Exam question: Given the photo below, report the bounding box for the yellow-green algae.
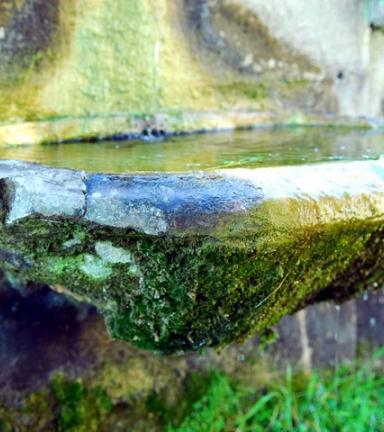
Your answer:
[0,0,218,123]
[0,0,342,145]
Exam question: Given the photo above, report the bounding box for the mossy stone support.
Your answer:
[0,159,383,353]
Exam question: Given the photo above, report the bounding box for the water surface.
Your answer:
[0,127,383,173]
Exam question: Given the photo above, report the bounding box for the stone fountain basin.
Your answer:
[0,159,383,353]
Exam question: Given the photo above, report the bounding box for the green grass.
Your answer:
[1,348,384,431]
[51,375,112,432]
[168,346,384,432]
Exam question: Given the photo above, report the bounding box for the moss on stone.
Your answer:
[1,202,383,354]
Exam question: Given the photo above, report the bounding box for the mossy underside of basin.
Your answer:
[1,208,383,354]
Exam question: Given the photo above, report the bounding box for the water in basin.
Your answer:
[0,126,383,173]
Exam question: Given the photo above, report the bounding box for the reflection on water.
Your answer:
[0,126,383,173]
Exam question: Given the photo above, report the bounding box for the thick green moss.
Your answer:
[1,210,383,354]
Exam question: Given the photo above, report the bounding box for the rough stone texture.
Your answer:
[230,0,370,116]
[0,0,61,65]
[0,160,86,223]
[0,0,383,144]
[0,159,383,353]
[84,172,262,235]
[85,160,384,236]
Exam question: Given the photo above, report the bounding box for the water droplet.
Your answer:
[370,317,376,327]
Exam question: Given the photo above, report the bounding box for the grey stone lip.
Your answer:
[0,160,86,224]
[0,158,384,235]
[83,172,263,235]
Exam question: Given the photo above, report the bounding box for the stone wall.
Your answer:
[0,0,383,143]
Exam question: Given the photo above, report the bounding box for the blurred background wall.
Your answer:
[0,0,383,143]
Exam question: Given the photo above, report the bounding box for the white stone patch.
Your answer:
[80,254,112,279]
[0,27,5,40]
[268,58,276,69]
[63,237,82,248]
[129,264,138,276]
[85,197,168,235]
[1,162,86,224]
[241,53,253,67]
[302,71,320,81]
[95,241,133,264]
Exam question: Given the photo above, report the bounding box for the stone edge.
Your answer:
[0,158,383,236]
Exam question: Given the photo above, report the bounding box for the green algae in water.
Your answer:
[0,126,383,173]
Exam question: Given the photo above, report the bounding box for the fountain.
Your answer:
[1,0,384,428]
[1,128,383,353]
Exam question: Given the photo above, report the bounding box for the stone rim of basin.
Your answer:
[0,158,383,353]
[1,158,383,235]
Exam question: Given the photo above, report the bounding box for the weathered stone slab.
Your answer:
[84,160,384,236]
[84,172,262,235]
[0,159,383,353]
[0,160,86,224]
